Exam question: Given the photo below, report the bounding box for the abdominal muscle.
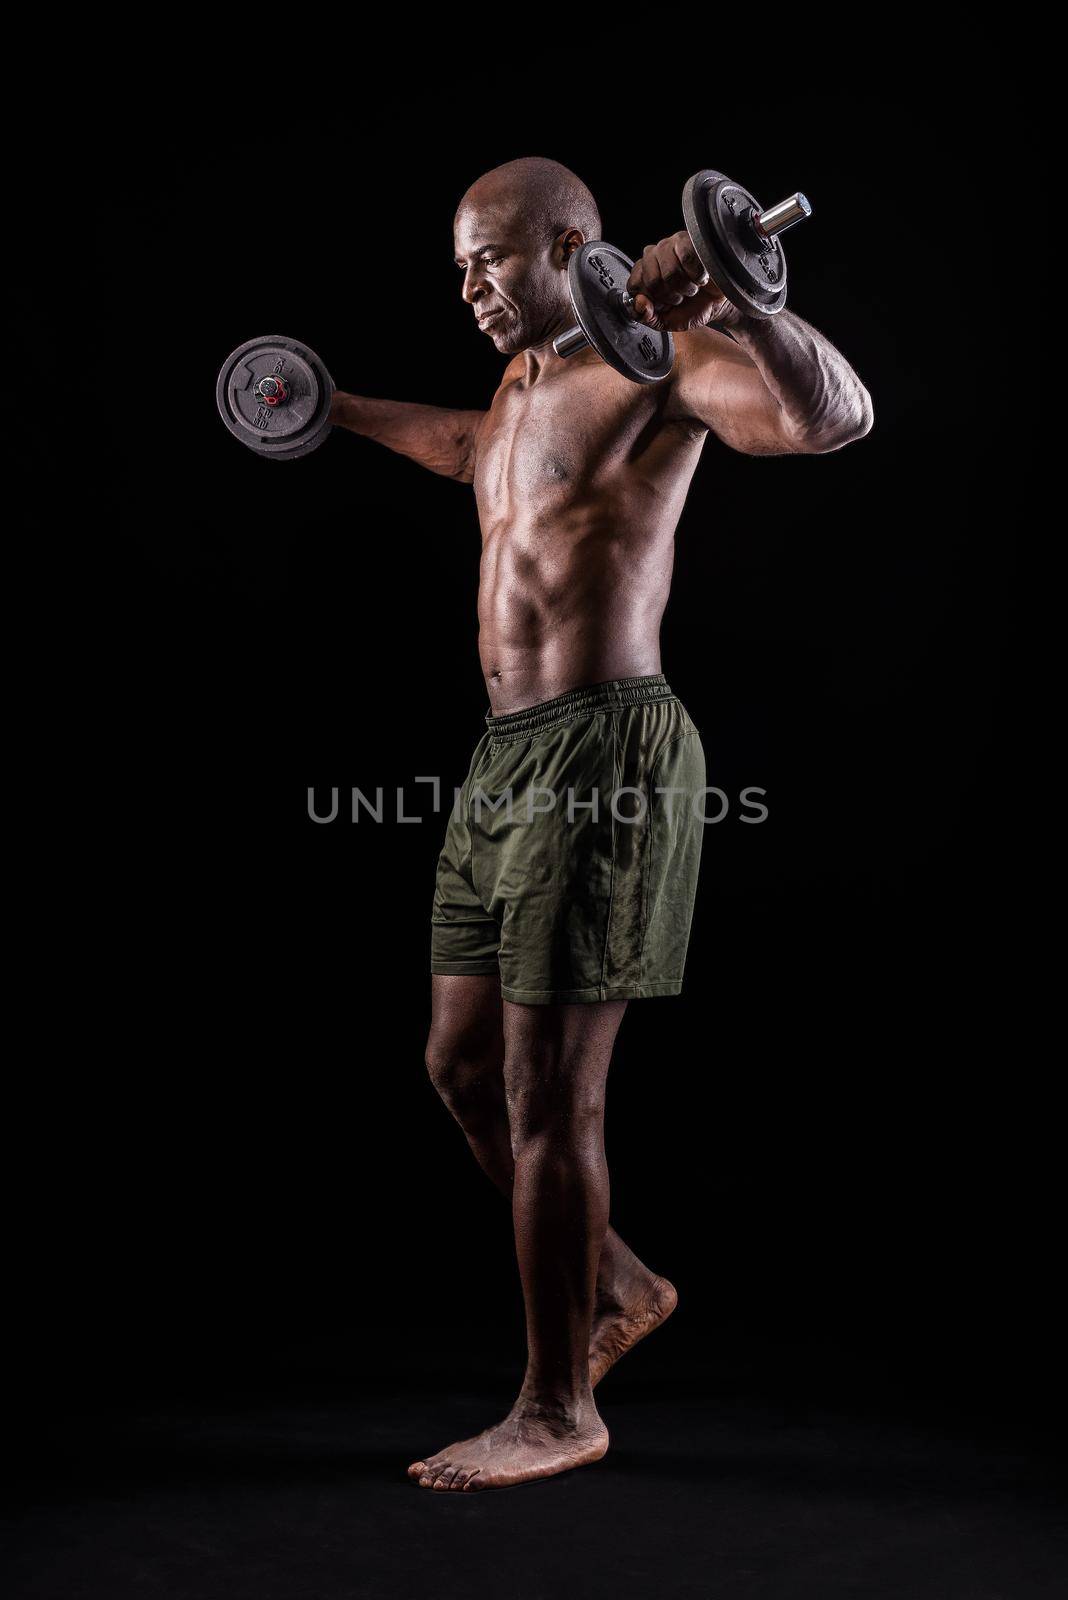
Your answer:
[471,353,708,714]
[477,506,676,715]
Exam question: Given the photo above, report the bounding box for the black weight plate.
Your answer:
[567,243,674,384]
[682,171,787,316]
[709,181,786,297]
[216,335,335,460]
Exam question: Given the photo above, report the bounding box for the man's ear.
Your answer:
[555,227,585,266]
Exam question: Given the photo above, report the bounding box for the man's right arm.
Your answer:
[329,394,485,484]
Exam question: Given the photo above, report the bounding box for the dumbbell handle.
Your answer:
[752,193,811,240]
[553,191,811,360]
[555,323,598,359]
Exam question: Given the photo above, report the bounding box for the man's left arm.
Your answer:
[628,231,874,455]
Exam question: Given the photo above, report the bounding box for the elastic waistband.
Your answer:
[485,674,674,742]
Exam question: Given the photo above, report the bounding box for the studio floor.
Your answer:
[5,1386,1064,1599]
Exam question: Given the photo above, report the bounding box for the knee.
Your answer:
[424,1030,498,1118]
[424,1034,466,1102]
[505,1064,606,1154]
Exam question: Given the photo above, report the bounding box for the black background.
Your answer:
[11,50,1052,1597]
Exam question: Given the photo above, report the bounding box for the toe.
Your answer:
[462,1468,483,1491]
[425,1460,451,1489]
[407,1460,427,1479]
[435,1465,461,1490]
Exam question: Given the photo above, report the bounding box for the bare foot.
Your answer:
[407,1396,609,1492]
[588,1272,678,1387]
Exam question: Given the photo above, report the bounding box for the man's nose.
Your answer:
[461,268,486,306]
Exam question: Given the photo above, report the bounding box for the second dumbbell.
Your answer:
[553,170,811,384]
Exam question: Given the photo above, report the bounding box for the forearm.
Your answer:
[723,309,873,452]
[330,393,484,482]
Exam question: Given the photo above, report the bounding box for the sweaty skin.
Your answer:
[330,159,872,1490]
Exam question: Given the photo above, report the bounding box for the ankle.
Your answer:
[595,1262,657,1312]
[516,1381,597,1425]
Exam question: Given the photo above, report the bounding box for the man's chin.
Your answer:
[485,318,525,354]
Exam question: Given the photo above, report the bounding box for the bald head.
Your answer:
[456,157,602,249]
[454,157,602,356]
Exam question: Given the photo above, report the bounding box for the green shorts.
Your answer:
[431,674,706,1004]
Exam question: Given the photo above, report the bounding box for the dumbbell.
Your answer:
[552,170,812,385]
[216,334,335,460]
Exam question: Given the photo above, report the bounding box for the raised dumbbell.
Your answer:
[216,335,335,460]
[552,170,812,384]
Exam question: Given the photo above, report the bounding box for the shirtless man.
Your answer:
[329,157,872,1491]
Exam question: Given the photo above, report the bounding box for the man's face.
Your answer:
[453,195,573,355]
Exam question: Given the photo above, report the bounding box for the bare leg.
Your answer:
[423,976,676,1386]
[505,998,623,1408]
[411,996,637,1490]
